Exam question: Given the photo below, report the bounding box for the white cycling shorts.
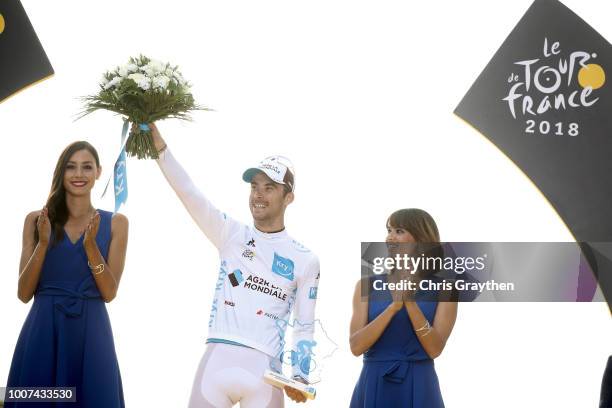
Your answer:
[188,343,284,408]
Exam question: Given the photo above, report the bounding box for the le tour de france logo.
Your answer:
[503,37,606,137]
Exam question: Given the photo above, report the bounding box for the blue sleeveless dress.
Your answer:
[6,210,124,408]
[350,278,444,408]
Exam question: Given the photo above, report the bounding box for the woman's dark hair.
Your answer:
[388,209,459,301]
[387,208,440,243]
[388,208,444,280]
[37,141,100,244]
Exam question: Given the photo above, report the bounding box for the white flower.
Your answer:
[127,73,151,91]
[104,76,123,90]
[153,75,170,90]
[127,72,145,82]
[117,65,129,77]
[142,59,165,77]
[165,67,174,77]
[142,66,154,77]
[118,63,138,77]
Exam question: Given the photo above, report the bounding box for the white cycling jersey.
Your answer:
[157,149,320,379]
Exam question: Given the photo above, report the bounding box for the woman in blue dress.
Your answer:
[349,209,457,408]
[6,141,129,407]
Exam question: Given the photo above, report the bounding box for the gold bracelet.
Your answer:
[415,321,431,332]
[88,261,105,275]
[416,321,433,337]
[419,327,433,337]
[158,143,168,154]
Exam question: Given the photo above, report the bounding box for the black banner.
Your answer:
[0,0,53,103]
[455,0,612,306]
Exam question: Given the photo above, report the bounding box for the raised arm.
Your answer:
[83,212,129,302]
[149,123,239,249]
[349,279,403,356]
[403,300,457,359]
[17,209,50,303]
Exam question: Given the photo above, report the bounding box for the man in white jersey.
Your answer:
[148,123,319,407]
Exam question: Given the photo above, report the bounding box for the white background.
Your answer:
[1,0,611,406]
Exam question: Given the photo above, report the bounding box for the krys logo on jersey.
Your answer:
[503,37,605,137]
[272,253,295,281]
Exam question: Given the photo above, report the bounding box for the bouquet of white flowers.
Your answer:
[80,55,204,159]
